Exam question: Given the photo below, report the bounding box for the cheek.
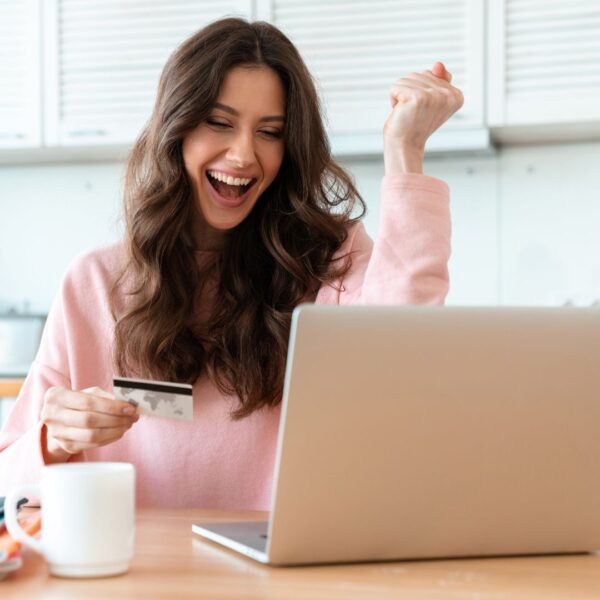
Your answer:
[182,129,214,173]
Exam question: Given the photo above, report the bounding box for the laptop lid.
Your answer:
[265,305,600,565]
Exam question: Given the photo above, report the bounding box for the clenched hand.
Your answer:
[383,61,464,174]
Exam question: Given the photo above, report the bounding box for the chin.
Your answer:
[203,203,256,231]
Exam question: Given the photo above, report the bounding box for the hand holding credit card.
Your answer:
[113,377,193,421]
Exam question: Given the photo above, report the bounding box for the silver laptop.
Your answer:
[192,305,600,565]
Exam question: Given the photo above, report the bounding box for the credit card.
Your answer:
[113,377,193,421]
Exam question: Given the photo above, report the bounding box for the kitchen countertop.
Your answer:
[0,379,24,397]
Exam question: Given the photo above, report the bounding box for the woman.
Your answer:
[0,18,463,508]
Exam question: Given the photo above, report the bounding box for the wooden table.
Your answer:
[4,509,600,599]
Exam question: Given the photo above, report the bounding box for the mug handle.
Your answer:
[4,485,43,554]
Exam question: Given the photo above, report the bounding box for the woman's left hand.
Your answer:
[383,62,464,174]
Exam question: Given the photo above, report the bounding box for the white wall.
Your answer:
[348,140,600,307]
[0,163,125,314]
[498,143,600,306]
[1,141,600,314]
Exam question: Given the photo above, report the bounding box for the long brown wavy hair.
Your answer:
[111,17,366,418]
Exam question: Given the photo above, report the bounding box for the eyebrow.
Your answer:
[213,102,286,123]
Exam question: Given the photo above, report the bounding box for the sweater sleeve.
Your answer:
[317,172,451,306]
[0,260,87,494]
[0,364,72,495]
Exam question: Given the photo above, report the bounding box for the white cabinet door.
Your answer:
[488,0,600,127]
[0,0,41,149]
[264,0,488,155]
[44,0,252,147]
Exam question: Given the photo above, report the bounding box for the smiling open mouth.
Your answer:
[206,172,256,199]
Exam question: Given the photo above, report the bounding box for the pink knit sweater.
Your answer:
[0,173,451,509]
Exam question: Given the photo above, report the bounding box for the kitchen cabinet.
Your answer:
[42,0,253,147]
[488,0,600,142]
[3,0,489,158]
[0,0,41,149]
[262,0,489,155]
[3,1,600,159]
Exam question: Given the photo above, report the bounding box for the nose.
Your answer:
[225,130,256,169]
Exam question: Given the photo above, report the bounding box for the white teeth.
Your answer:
[207,170,253,186]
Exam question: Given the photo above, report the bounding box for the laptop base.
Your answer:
[192,521,269,563]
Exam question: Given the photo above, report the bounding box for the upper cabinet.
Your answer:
[263,0,488,155]
[43,0,252,147]
[488,0,600,132]
[0,0,41,149]
[3,1,600,157]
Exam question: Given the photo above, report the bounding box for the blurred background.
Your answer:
[1,0,600,421]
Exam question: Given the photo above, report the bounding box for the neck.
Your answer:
[191,216,230,251]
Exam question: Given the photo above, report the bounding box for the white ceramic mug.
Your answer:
[5,462,135,578]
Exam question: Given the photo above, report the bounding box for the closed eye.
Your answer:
[206,119,282,139]
[206,119,230,129]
